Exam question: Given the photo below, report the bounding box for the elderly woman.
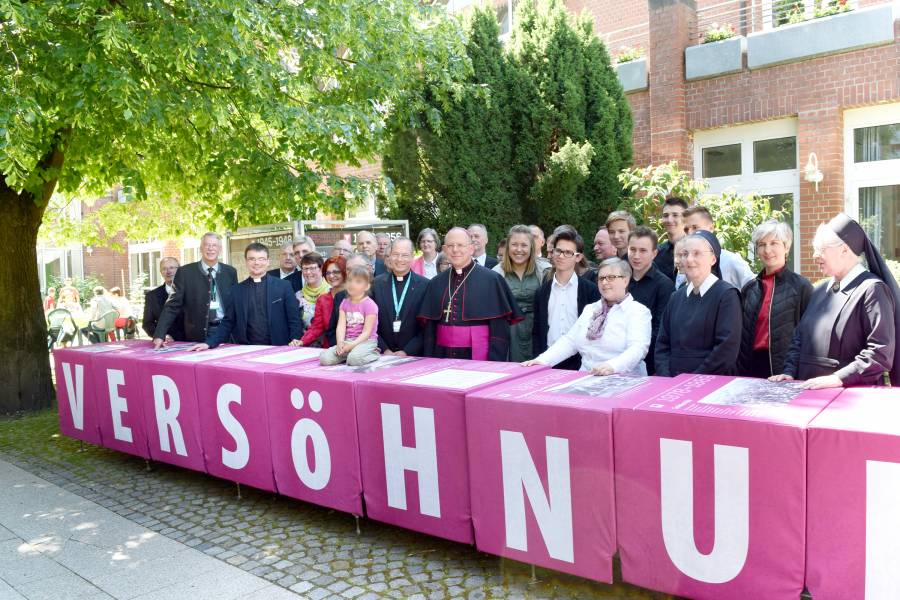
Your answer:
[436,251,451,274]
[771,214,899,389]
[297,252,330,329]
[655,231,742,376]
[738,220,813,378]
[494,225,549,362]
[411,228,440,280]
[298,256,345,348]
[523,258,651,375]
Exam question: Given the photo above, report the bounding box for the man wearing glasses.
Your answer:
[153,232,238,347]
[371,237,428,357]
[190,242,303,350]
[532,229,600,370]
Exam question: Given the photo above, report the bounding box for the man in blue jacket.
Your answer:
[189,243,303,350]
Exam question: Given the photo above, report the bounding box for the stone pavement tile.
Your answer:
[0,540,70,587]
[11,570,113,600]
[89,547,222,599]
[0,578,26,600]
[239,584,303,599]
[130,568,272,600]
[0,527,17,542]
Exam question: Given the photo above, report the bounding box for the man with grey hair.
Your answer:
[153,232,238,346]
[372,237,427,356]
[419,227,522,361]
[375,232,391,260]
[331,238,353,259]
[143,256,184,340]
[467,223,497,269]
[355,230,387,276]
[268,242,302,292]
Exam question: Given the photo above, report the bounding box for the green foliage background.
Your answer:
[381,0,633,251]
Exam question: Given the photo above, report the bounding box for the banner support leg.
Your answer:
[236,482,242,500]
[354,515,361,536]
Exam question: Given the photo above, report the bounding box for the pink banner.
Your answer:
[806,387,900,600]
[91,341,193,458]
[137,344,270,472]
[54,342,145,446]
[264,356,427,515]
[466,370,669,582]
[355,358,541,544]
[195,346,323,493]
[613,374,840,600]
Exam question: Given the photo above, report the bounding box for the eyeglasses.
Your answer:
[551,248,579,258]
[389,254,412,260]
[301,266,321,273]
[246,257,269,263]
[676,250,713,260]
[324,269,343,276]
[444,243,471,251]
[596,275,626,283]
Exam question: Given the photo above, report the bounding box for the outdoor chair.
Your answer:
[46,308,77,349]
[83,309,119,344]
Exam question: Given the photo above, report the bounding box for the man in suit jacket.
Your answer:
[371,238,427,356]
[468,223,498,269]
[191,243,303,349]
[532,230,601,370]
[153,232,238,347]
[267,242,303,292]
[142,256,185,341]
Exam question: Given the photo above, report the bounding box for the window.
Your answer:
[845,105,900,262]
[702,144,742,178]
[129,249,162,289]
[754,137,797,173]
[859,185,900,260]
[694,118,800,269]
[854,123,900,163]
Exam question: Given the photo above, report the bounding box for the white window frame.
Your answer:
[843,103,900,219]
[693,118,801,269]
[128,241,165,289]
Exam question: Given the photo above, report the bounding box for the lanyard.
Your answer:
[391,275,411,316]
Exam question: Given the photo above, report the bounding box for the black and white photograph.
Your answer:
[698,378,805,407]
[547,374,648,398]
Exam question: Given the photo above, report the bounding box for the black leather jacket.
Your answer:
[738,268,813,376]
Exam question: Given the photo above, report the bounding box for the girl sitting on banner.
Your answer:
[319,266,380,367]
[770,213,899,389]
[522,257,651,376]
[654,231,742,376]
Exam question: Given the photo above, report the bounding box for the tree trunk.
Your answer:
[0,145,64,413]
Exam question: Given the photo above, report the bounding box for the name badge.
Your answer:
[392,320,402,333]
[209,300,220,311]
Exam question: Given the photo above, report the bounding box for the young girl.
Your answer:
[319,266,380,366]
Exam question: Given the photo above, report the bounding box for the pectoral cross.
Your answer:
[443,301,453,323]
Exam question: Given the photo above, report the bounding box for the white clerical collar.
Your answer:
[836,263,866,292]
[553,271,577,289]
[686,273,718,298]
[251,276,264,283]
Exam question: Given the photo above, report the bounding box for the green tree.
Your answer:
[382,0,632,249]
[382,8,521,248]
[0,0,466,412]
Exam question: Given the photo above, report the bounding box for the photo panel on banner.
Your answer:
[466,369,671,583]
[137,344,270,473]
[354,358,547,544]
[806,387,900,600]
[613,374,842,600]
[194,345,324,493]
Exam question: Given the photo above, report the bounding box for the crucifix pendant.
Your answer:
[443,301,453,322]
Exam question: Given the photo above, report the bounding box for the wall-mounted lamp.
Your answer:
[803,152,824,192]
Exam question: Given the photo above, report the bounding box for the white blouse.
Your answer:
[535,294,652,375]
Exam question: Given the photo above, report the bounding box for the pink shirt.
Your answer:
[340,296,379,342]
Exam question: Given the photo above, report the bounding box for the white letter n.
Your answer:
[500,431,573,563]
[660,438,749,584]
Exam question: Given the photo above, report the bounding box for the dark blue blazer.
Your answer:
[267,268,303,293]
[206,275,303,348]
[371,271,428,355]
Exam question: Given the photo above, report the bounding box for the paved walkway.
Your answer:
[0,459,298,600]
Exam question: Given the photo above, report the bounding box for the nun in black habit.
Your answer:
[654,230,742,377]
[771,213,899,389]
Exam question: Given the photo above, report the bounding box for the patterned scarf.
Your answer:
[586,295,628,341]
[302,280,330,305]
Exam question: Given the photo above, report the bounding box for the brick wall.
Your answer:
[81,193,131,290]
